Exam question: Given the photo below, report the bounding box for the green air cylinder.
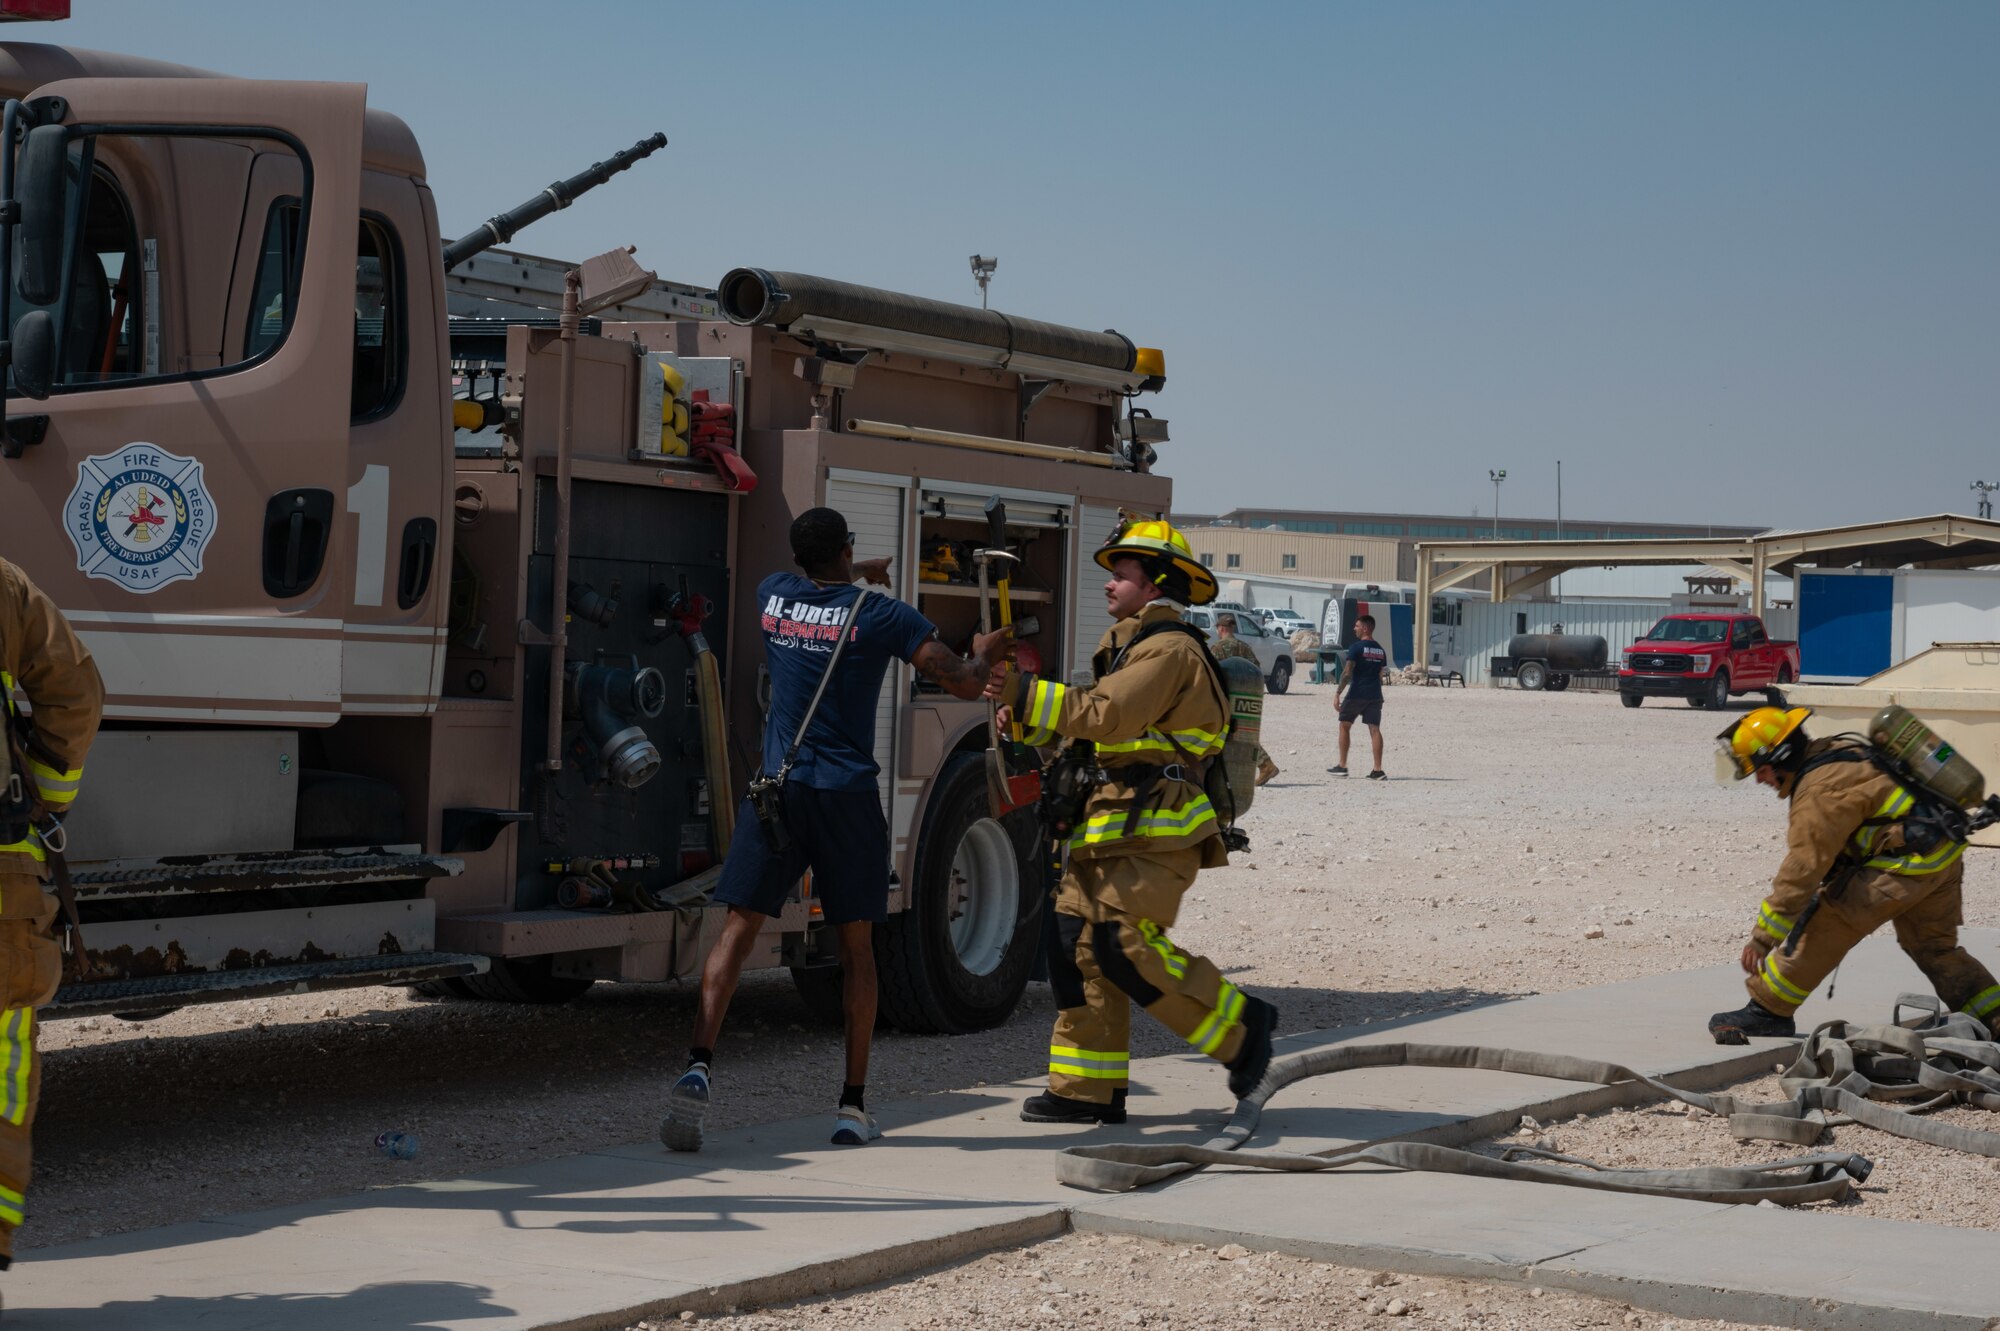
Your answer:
[1870,704,1985,809]
[1215,655,1264,818]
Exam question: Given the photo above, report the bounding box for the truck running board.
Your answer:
[49,951,491,1018]
[70,850,464,900]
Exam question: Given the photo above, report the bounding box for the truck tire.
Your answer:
[459,956,596,1005]
[409,977,482,1000]
[1777,664,1794,685]
[1620,692,1642,709]
[876,753,1039,1035]
[1267,658,1292,695]
[1706,670,1731,709]
[1517,660,1549,691]
[1546,673,1570,692]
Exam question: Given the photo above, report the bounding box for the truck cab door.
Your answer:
[1,79,362,725]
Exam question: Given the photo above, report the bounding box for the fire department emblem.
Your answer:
[64,444,218,593]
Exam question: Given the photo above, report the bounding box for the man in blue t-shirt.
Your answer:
[662,507,1011,1153]
[1330,613,1389,780]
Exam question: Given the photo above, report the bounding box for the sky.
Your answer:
[22,1,1997,530]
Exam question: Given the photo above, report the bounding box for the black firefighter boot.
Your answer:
[1021,1087,1128,1125]
[1708,999,1796,1045]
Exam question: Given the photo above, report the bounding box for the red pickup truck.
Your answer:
[1618,613,1799,709]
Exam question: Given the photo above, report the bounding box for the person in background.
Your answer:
[1210,614,1279,785]
[659,508,1011,1151]
[1330,613,1387,779]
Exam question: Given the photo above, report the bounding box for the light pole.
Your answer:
[969,255,997,309]
[1973,480,1997,520]
[1489,469,1506,539]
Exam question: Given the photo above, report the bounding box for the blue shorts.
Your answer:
[713,784,891,925]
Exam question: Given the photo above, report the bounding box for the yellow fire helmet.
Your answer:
[1715,706,1813,784]
[1095,515,1218,606]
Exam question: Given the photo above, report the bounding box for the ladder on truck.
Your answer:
[445,247,720,323]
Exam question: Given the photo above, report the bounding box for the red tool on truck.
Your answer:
[1617,613,1799,710]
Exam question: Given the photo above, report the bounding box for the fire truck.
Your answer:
[0,23,1176,1033]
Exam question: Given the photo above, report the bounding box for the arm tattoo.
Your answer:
[913,640,988,701]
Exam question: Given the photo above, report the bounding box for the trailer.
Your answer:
[0,35,1176,1033]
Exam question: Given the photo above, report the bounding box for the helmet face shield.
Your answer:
[1715,736,1752,785]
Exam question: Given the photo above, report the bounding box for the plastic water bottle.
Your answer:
[375,1131,419,1160]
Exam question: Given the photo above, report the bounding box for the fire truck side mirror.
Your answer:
[14,123,69,307]
[9,309,52,400]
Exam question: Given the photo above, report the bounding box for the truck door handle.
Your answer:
[396,517,438,610]
[262,489,334,598]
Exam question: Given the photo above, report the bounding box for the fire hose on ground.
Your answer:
[1055,995,2000,1205]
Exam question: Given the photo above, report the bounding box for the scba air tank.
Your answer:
[1215,655,1264,817]
[1870,704,1985,809]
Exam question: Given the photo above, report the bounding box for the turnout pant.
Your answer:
[1045,848,1249,1103]
[0,873,59,1264]
[1749,860,2000,1024]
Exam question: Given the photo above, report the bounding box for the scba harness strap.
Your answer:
[1100,619,1246,850]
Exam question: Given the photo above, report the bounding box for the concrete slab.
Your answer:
[10,933,1995,1330]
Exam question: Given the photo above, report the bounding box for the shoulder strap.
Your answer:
[776,587,872,778]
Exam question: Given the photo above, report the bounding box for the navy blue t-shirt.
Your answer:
[1344,638,1388,701]
[756,573,937,792]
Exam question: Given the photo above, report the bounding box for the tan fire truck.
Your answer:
[0,28,1177,1032]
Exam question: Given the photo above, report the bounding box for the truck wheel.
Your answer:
[877,753,1039,1035]
[1620,693,1642,709]
[1267,658,1292,695]
[459,956,596,1005]
[409,977,481,1000]
[1546,673,1570,692]
[1517,660,1549,691]
[1777,664,1794,685]
[1707,671,1731,709]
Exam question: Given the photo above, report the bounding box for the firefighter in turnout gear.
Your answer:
[0,557,103,1271]
[1709,706,2000,1043]
[994,519,1277,1123]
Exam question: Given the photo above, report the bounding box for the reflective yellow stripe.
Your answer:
[1068,796,1217,846]
[1099,727,1224,758]
[1189,983,1246,1055]
[1136,919,1188,980]
[1965,987,2000,1021]
[28,758,81,806]
[1,1007,31,1127]
[1756,901,1794,942]
[0,1178,21,1227]
[0,1198,20,1227]
[1049,1045,1130,1079]
[0,837,45,863]
[1850,786,1964,876]
[1029,679,1066,733]
[1760,955,1810,1006]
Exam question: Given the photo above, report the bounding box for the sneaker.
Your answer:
[659,1065,710,1152]
[1225,997,1279,1100]
[1327,765,1348,776]
[1365,770,1386,780]
[1020,1088,1128,1125]
[830,1105,882,1145]
[1707,1001,1796,1046]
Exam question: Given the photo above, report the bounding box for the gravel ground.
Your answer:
[613,1231,1789,1331]
[1470,1067,2000,1230]
[28,682,2000,1281]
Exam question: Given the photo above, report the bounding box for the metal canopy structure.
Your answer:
[1413,513,2000,670]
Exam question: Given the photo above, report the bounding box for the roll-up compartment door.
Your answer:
[826,475,908,817]
[1072,504,1123,683]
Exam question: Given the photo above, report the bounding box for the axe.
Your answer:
[975,497,1040,816]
